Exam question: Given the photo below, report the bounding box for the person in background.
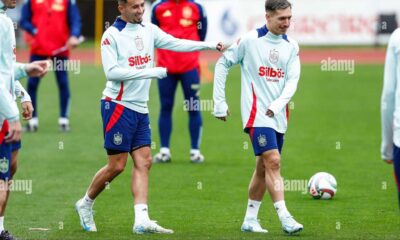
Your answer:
[20,0,81,132]
[151,0,207,163]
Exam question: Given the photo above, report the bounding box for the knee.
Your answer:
[262,152,281,171]
[108,160,126,175]
[135,155,152,171]
[161,100,173,113]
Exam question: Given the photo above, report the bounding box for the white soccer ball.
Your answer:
[307,172,337,200]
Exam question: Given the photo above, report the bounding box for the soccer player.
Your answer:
[20,0,82,132]
[213,0,303,235]
[75,0,223,234]
[381,27,400,208]
[151,0,208,163]
[1,1,49,239]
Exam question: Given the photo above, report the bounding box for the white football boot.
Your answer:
[153,148,172,163]
[190,152,204,163]
[241,218,268,233]
[280,214,303,235]
[133,220,174,234]
[75,199,97,232]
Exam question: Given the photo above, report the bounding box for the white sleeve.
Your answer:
[152,24,217,52]
[14,62,28,80]
[101,31,166,82]
[381,34,399,160]
[0,19,19,121]
[213,39,245,117]
[268,45,301,115]
[14,80,31,103]
[0,82,19,122]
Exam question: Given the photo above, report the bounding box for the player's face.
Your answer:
[119,0,145,24]
[266,7,292,35]
[2,0,17,9]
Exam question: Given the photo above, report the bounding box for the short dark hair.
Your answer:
[265,0,292,13]
[117,0,127,4]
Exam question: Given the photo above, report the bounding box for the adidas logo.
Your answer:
[102,38,111,46]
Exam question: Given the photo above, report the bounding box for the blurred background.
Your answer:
[8,0,400,46]
[8,0,400,80]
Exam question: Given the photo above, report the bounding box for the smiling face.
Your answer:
[1,0,17,9]
[266,7,292,35]
[118,0,145,24]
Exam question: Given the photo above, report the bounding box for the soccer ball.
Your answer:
[307,172,337,199]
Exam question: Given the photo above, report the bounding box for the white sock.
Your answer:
[29,117,39,126]
[81,193,94,208]
[134,204,150,224]
[274,200,289,219]
[58,117,69,125]
[190,149,200,155]
[244,199,262,220]
[0,216,4,232]
[160,147,170,155]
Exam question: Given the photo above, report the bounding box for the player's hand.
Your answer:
[266,109,274,118]
[216,110,230,122]
[216,42,225,52]
[5,120,22,143]
[21,101,34,120]
[25,60,50,78]
[383,159,393,164]
[67,36,81,49]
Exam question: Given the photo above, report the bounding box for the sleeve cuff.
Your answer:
[213,101,228,117]
[14,63,28,80]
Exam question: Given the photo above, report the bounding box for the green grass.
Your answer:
[7,63,400,239]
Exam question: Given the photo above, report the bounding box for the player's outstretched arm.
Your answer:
[14,60,50,80]
[213,41,244,121]
[152,24,224,52]
[267,46,300,117]
[101,34,167,82]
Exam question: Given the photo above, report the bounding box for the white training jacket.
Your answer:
[213,25,300,133]
[100,17,218,114]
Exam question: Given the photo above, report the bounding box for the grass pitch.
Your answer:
[7,63,400,239]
